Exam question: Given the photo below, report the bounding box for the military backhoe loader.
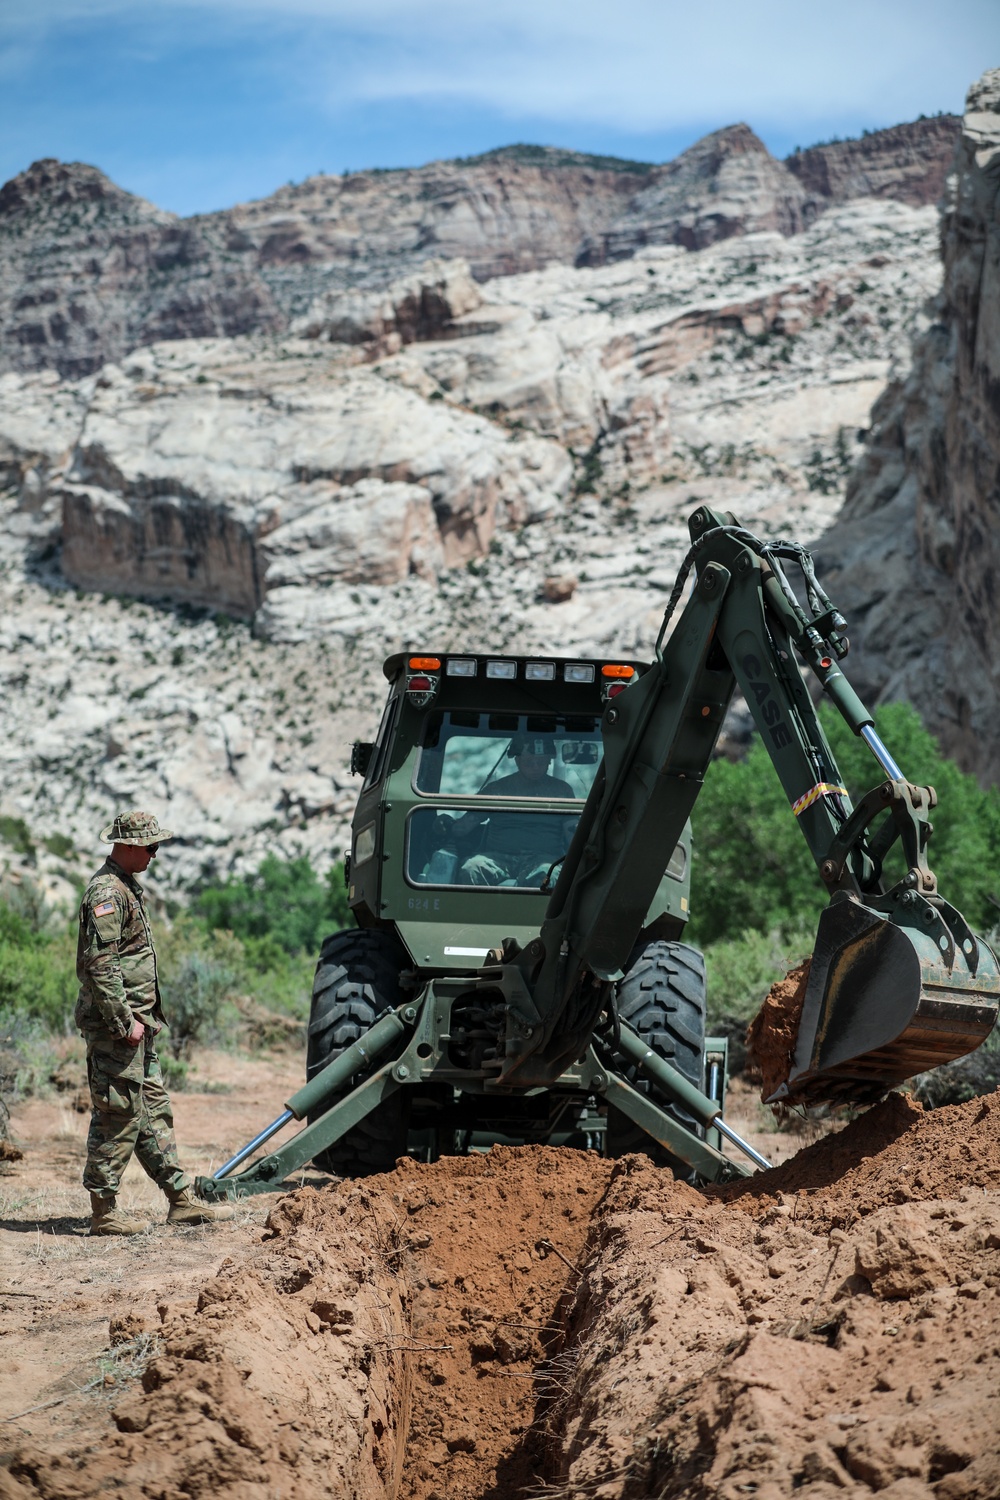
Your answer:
[198,506,999,1199]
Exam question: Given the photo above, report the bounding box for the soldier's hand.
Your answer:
[125,1018,145,1047]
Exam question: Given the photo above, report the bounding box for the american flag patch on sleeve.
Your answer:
[93,901,116,917]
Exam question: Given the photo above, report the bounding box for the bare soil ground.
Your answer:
[2,1048,999,1499]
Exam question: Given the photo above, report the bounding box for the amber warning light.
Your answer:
[601,664,634,678]
[408,656,441,671]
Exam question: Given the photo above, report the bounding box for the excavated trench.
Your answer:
[7,1102,1000,1499]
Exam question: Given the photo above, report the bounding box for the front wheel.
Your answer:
[605,939,707,1175]
[307,928,410,1177]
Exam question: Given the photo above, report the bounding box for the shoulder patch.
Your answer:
[93,900,116,917]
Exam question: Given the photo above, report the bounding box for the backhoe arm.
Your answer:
[498,506,998,1101]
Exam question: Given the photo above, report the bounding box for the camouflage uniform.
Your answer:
[76,812,190,1201]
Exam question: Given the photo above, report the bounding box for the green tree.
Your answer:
[823,702,1000,932]
[687,738,820,946]
[190,855,352,957]
[689,701,1000,946]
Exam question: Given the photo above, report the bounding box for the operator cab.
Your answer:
[347,651,692,970]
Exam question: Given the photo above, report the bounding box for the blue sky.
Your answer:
[1,1,996,217]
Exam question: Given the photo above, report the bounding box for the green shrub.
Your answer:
[43,833,75,859]
[190,855,352,956]
[0,816,34,860]
[159,1054,190,1091]
[689,701,1000,946]
[0,881,76,1032]
[0,1009,63,1098]
[158,931,243,1058]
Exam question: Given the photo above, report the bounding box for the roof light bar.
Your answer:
[486,660,517,679]
[564,663,595,684]
[525,661,556,681]
[446,658,477,677]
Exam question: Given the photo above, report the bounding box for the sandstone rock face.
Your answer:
[0,159,282,379]
[787,116,961,209]
[576,124,818,265]
[815,72,1000,780]
[291,258,486,348]
[0,122,958,381]
[41,333,568,612]
[0,199,937,623]
[0,195,941,879]
[217,146,645,296]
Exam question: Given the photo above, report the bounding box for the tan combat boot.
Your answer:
[165,1188,235,1226]
[89,1193,150,1236]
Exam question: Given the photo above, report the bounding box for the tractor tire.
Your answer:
[605,939,707,1175]
[307,928,410,1178]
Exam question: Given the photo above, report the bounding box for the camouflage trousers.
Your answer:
[83,1029,190,1199]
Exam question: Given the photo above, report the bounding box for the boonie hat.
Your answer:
[100,810,174,846]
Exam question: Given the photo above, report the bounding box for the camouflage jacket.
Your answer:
[74,859,164,1038]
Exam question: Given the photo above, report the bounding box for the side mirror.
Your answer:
[350,741,374,777]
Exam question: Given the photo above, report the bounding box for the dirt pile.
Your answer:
[4,1100,1000,1499]
[0,1146,613,1500]
[1,1178,411,1500]
[746,958,810,1101]
[718,1090,1000,1221]
[549,1092,1000,1498]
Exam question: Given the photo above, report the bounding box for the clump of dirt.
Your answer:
[1,1180,412,1499]
[746,957,810,1101]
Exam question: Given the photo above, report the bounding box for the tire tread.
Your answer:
[307,928,410,1177]
[606,939,707,1174]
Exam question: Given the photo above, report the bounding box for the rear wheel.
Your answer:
[605,939,707,1175]
[307,928,410,1177]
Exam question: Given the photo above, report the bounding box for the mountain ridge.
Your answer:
[0,114,959,380]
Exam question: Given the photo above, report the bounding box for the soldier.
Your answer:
[457,736,576,885]
[76,810,234,1236]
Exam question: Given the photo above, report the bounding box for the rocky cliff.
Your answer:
[576,124,818,264]
[0,96,987,884]
[787,115,961,208]
[0,119,957,380]
[816,73,1000,782]
[0,159,283,380]
[0,190,941,882]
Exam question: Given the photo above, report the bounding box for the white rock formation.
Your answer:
[0,196,942,889]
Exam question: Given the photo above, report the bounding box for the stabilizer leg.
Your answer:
[197,1064,403,1199]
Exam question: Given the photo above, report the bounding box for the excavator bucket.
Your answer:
[766,897,1000,1107]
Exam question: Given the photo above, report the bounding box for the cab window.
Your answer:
[413,712,602,799]
[406,806,580,890]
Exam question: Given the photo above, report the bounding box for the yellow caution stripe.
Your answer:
[792,782,847,818]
